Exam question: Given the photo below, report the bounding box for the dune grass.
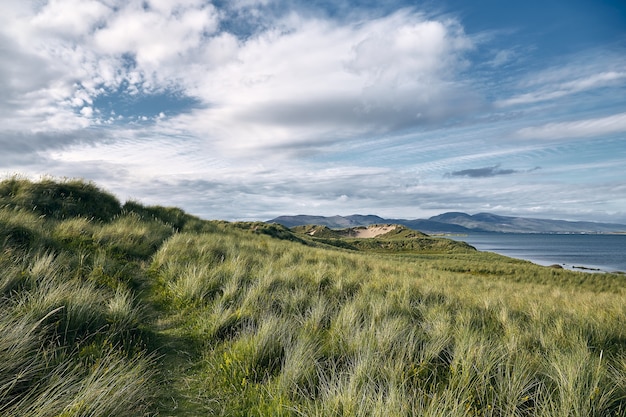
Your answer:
[151,228,626,416]
[0,178,171,416]
[1,177,625,416]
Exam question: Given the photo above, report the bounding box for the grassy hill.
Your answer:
[1,177,625,416]
[291,224,475,253]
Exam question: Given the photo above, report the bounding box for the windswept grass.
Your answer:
[0,176,122,221]
[0,177,183,416]
[2,177,625,416]
[152,228,626,417]
[0,248,157,417]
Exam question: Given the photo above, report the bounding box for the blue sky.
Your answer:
[1,0,625,222]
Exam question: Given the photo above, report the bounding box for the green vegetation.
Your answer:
[291,224,473,253]
[1,177,625,416]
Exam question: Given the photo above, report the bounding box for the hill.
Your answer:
[429,211,626,233]
[270,212,626,233]
[291,223,474,253]
[2,177,625,417]
[292,223,426,239]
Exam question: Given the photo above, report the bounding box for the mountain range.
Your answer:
[268,212,626,234]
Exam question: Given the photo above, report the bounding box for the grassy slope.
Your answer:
[290,224,474,253]
[1,177,626,416]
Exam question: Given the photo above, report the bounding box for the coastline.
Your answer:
[445,232,626,274]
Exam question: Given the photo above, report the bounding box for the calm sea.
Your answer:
[447,233,626,273]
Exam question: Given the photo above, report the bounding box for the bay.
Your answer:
[447,233,626,273]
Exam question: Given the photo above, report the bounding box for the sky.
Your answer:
[1,0,625,223]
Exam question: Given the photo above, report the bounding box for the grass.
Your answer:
[0,177,170,416]
[291,224,473,253]
[151,230,626,416]
[0,249,157,417]
[1,177,625,416]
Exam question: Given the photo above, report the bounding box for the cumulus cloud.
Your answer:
[2,1,623,224]
[30,0,111,37]
[0,0,221,165]
[0,2,479,159]
[163,10,479,154]
[92,1,218,69]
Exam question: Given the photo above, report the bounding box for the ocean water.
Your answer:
[447,233,626,273]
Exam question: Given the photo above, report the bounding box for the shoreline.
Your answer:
[491,253,623,275]
[471,250,622,274]
[444,232,626,274]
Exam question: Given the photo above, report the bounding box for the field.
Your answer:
[1,178,625,416]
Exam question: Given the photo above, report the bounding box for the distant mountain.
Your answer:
[269,214,387,229]
[268,212,626,234]
[428,212,626,233]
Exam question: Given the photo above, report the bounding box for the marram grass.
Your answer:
[1,178,625,416]
[152,230,626,417]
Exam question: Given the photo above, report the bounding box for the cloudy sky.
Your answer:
[1,0,625,222]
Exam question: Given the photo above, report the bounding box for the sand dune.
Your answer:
[349,225,397,238]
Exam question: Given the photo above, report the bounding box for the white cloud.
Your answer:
[202,32,240,67]
[2,2,623,224]
[487,48,518,67]
[499,71,626,107]
[516,112,626,140]
[497,51,626,107]
[92,0,219,69]
[79,106,94,118]
[163,10,477,154]
[230,0,274,9]
[0,0,221,136]
[0,2,476,153]
[31,0,111,37]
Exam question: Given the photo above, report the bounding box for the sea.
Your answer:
[446,233,626,273]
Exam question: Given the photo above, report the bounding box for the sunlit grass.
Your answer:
[150,228,626,416]
[0,178,171,416]
[2,177,625,416]
[0,249,157,417]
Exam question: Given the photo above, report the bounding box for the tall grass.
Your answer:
[0,249,157,416]
[0,178,175,416]
[151,228,626,416]
[0,176,122,221]
[2,178,625,416]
